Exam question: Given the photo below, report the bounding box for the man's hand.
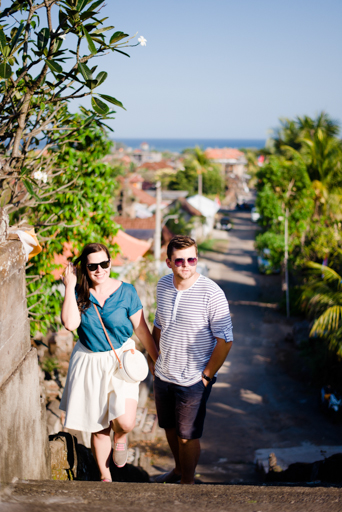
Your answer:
[147,353,156,376]
[202,376,209,387]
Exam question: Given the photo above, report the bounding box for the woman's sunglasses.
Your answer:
[86,260,111,272]
[174,257,198,267]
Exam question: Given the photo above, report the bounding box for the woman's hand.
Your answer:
[130,310,159,364]
[62,263,77,289]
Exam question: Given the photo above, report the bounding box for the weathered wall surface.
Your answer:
[0,241,50,482]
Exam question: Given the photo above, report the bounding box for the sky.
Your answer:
[4,0,342,139]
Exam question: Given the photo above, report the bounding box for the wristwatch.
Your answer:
[202,371,212,383]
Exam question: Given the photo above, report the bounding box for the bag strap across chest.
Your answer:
[93,303,123,369]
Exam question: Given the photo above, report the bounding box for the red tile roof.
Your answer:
[136,160,173,172]
[178,197,202,217]
[130,186,156,206]
[111,230,151,266]
[113,216,156,230]
[205,148,244,160]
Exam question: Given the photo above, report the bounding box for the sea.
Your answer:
[112,138,266,153]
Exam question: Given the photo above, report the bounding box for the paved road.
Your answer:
[1,480,342,512]
[187,210,341,484]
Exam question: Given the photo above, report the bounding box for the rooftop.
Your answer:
[205,148,244,161]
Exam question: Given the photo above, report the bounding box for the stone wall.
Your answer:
[0,241,50,482]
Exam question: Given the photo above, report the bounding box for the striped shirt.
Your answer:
[154,274,233,386]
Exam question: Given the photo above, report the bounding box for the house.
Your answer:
[205,148,247,179]
[163,197,205,241]
[115,175,157,218]
[187,195,220,238]
[113,215,173,249]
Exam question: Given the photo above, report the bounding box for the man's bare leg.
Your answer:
[178,438,201,484]
[165,427,182,478]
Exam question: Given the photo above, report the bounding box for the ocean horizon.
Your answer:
[112,138,266,153]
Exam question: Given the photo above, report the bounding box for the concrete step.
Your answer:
[1,480,341,512]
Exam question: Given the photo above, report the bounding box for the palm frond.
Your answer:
[310,305,342,337]
[306,261,342,288]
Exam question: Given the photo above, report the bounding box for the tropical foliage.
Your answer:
[168,147,224,197]
[0,0,134,217]
[257,112,342,360]
[0,1,138,335]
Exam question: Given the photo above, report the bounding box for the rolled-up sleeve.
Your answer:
[208,289,233,342]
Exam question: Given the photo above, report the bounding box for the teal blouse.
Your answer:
[77,282,143,352]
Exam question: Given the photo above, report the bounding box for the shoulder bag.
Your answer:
[93,304,149,384]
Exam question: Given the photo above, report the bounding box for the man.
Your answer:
[152,235,233,485]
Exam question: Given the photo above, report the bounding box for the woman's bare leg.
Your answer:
[91,426,112,481]
[112,398,137,443]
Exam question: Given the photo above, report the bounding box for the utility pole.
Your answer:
[198,172,203,196]
[283,179,294,319]
[284,207,290,319]
[154,180,161,271]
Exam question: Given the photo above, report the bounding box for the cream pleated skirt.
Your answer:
[60,338,139,433]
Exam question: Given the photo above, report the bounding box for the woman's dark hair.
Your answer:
[74,243,111,312]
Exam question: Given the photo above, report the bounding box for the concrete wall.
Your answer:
[0,241,50,482]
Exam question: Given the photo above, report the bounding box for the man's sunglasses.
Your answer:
[173,257,198,267]
[86,260,111,272]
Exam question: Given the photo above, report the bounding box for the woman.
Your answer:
[59,243,159,482]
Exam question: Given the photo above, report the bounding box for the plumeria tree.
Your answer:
[0,0,139,223]
[0,0,146,335]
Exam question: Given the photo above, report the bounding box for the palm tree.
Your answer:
[187,146,213,196]
[302,262,342,355]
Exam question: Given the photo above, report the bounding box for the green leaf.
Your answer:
[46,60,63,73]
[113,48,130,58]
[87,0,104,12]
[90,36,105,44]
[0,29,6,50]
[92,26,114,34]
[110,31,128,44]
[0,62,11,79]
[99,93,125,110]
[2,45,10,58]
[95,71,107,86]
[78,62,93,80]
[77,0,91,11]
[0,188,11,207]
[23,179,39,200]
[10,23,24,53]
[86,79,98,90]
[91,96,109,115]
[37,28,50,52]
[82,25,96,55]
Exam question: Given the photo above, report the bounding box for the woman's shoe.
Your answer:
[113,442,128,468]
[101,478,112,482]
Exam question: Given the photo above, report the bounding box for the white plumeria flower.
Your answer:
[51,29,66,40]
[34,169,48,183]
[34,169,43,180]
[138,36,147,46]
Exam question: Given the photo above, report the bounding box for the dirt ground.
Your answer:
[139,210,342,484]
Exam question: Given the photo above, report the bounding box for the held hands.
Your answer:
[62,263,77,289]
[147,354,156,377]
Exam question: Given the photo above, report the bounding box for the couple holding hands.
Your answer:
[60,235,233,484]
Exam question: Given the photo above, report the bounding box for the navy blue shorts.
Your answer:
[154,375,216,440]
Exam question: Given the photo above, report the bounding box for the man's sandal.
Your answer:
[154,470,181,483]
